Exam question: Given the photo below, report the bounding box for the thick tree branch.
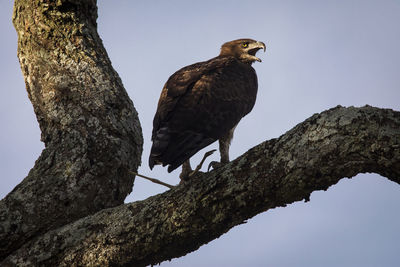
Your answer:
[0,0,142,259]
[3,106,399,266]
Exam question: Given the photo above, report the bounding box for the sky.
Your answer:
[1,1,400,266]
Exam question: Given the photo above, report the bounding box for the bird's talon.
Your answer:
[189,149,217,177]
[208,161,223,171]
[204,149,217,158]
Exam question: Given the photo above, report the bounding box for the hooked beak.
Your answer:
[248,41,266,62]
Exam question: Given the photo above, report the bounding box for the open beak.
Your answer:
[248,41,266,62]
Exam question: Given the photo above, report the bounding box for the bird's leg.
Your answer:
[208,126,236,171]
[189,149,217,177]
[207,139,229,170]
[219,135,231,164]
[179,160,192,182]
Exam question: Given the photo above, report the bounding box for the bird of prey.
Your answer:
[149,38,266,181]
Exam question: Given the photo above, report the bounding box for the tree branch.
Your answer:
[0,0,142,259]
[3,106,399,267]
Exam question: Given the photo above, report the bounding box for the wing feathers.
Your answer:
[149,56,257,172]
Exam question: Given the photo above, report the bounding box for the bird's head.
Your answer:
[220,38,266,64]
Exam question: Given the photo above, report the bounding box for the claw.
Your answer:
[208,160,223,172]
[189,149,217,177]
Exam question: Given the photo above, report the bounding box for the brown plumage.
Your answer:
[149,39,266,177]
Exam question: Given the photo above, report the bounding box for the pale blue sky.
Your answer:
[1,1,399,266]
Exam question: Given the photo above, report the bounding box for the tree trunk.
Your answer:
[0,0,143,260]
[1,1,399,267]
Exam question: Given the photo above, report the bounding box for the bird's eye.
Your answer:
[242,43,249,48]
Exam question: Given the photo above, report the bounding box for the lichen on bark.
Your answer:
[2,106,399,267]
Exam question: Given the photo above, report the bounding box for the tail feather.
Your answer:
[149,127,215,172]
[167,136,214,172]
[149,126,170,169]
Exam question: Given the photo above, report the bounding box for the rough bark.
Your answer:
[2,1,400,266]
[2,106,399,266]
[0,0,142,260]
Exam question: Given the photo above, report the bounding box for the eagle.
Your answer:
[149,38,266,181]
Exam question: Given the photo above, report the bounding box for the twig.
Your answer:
[130,171,175,189]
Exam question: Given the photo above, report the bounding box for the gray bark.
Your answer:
[0,0,142,260]
[2,106,400,267]
[1,1,399,267]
